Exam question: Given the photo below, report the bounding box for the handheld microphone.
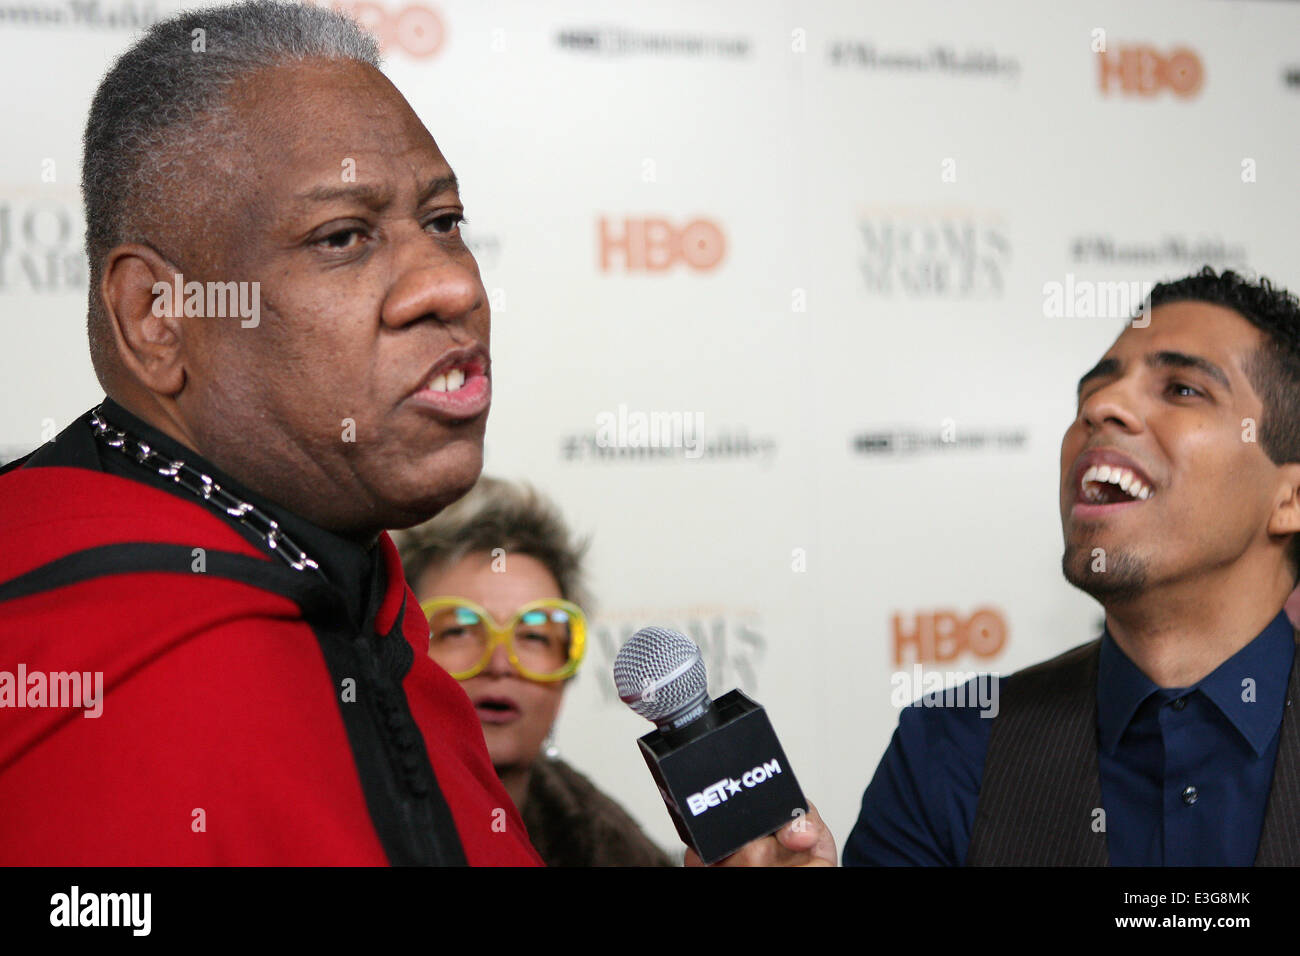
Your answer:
[613,626,807,864]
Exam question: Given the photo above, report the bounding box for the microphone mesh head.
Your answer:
[613,626,709,725]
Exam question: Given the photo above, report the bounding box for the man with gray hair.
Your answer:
[0,0,834,867]
[0,0,532,865]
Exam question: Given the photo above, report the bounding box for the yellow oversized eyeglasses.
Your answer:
[420,596,587,682]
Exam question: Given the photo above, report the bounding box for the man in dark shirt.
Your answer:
[847,268,1300,866]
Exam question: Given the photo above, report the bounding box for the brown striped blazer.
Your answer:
[966,634,1300,865]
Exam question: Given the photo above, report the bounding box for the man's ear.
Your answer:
[101,244,187,397]
[1267,463,1300,538]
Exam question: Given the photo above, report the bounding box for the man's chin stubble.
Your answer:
[1062,544,1149,604]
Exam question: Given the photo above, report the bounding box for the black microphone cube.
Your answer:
[636,689,808,864]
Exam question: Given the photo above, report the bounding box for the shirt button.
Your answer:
[1172,697,1187,711]
[1182,785,1199,805]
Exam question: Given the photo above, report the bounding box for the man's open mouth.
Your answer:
[408,346,491,419]
[419,353,486,394]
[1079,464,1153,505]
[425,366,472,393]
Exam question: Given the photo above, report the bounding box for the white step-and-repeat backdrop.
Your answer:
[3,0,1299,856]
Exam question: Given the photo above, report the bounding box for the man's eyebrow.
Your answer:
[1147,350,1232,391]
[293,182,393,209]
[292,174,460,210]
[1077,357,1119,395]
[417,174,460,204]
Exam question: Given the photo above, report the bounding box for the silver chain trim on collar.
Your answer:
[89,407,323,575]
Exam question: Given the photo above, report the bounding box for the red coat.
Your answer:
[0,463,542,866]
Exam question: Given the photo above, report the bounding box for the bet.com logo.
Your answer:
[892,606,1007,666]
[686,759,783,816]
[313,1,445,58]
[1097,45,1203,98]
[598,217,727,273]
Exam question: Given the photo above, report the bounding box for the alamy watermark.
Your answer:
[890,665,999,718]
[0,664,103,718]
[1042,273,1154,326]
[152,272,260,328]
[595,404,703,459]
[50,886,150,936]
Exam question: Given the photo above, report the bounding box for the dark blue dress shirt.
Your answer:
[843,610,1295,866]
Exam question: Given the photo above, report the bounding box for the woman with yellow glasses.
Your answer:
[394,477,672,867]
[420,596,586,685]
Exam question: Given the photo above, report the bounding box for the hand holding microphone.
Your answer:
[613,626,836,866]
[683,802,835,867]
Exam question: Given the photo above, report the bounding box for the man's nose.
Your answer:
[381,233,484,329]
[1079,379,1143,434]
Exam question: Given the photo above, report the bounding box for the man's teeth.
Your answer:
[427,368,468,393]
[1081,464,1152,501]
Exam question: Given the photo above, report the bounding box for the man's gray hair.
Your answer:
[81,0,381,379]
